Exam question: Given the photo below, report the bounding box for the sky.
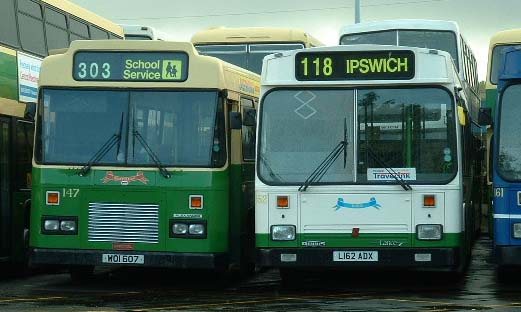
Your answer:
[69,0,520,81]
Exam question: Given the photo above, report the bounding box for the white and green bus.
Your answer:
[255,45,482,280]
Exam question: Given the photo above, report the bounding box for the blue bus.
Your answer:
[480,47,521,270]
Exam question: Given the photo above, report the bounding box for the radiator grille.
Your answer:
[88,203,159,243]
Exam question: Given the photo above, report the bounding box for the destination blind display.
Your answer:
[73,51,188,82]
[295,50,415,81]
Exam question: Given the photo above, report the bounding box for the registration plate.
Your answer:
[102,253,144,264]
[333,251,378,262]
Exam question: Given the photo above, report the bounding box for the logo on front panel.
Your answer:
[333,197,381,211]
[101,171,149,185]
[378,240,405,247]
[302,241,326,247]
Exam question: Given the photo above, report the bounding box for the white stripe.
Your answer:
[494,214,521,219]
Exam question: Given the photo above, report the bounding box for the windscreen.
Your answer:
[36,89,225,168]
[259,89,355,184]
[258,87,456,185]
[490,44,521,84]
[341,29,459,69]
[196,43,304,74]
[498,84,521,180]
[125,35,153,40]
[195,44,248,70]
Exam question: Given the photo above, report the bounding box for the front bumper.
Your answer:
[257,247,460,269]
[495,246,521,266]
[31,248,228,269]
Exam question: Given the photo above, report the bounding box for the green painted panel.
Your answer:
[485,89,498,118]
[0,51,18,100]
[256,233,463,248]
[30,167,233,253]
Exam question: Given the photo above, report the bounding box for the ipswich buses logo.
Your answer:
[101,171,149,185]
[333,197,381,211]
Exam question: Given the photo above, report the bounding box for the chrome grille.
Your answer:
[88,203,159,243]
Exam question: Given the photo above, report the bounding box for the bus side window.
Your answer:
[240,98,256,161]
[17,0,47,56]
[90,26,109,39]
[0,0,20,48]
[45,8,69,52]
[69,18,89,42]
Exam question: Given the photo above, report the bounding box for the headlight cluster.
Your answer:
[42,216,78,235]
[416,224,443,240]
[271,225,296,241]
[170,220,207,238]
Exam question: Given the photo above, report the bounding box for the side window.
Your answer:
[15,120,34,190]
[241,98,256,161]
[69,18,89,41]
[90,26,109,39]
[0,0,19,47]
[45,8,69,52]
[17,0,47,56]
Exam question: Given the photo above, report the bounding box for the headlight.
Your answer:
[172,223,188,235]
[417,224,443,240]
[60,220,77,232]
[189,224,205,235]
[513,223,521,238]
[271,225,296,241]
[42,217,77,234]
[44,219,59,231]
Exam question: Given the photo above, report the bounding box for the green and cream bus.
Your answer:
[255,45,481,280]
[191,27,323,74]
[0,0,123,269]
[30,40,260,279]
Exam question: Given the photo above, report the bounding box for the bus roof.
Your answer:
[486,29,521,87]
[489,28,521,46]
[261,45,459,87]
[39,40,260,97]
[43,0,123,36]
[191,27,322,46]
[339,19,459,36]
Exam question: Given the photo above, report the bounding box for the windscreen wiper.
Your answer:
[79,113,124,177]
[299,119,348,192]
[366,147,412,191]
[133,130,171,179]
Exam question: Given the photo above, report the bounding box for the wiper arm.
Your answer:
[343,118,348,168]
[133,130,171,179]
[79,113,124,177]
[79,134,120,177]
[299,139,348,192]
[366,147,412,191]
